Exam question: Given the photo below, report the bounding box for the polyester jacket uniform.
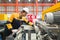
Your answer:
[4,13,33,36]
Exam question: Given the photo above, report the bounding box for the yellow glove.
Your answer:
[22,17,28,23]
[6,24,12,29]
[22,17,33,26]
[29,22,33,26]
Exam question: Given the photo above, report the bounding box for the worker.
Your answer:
[4,7,33,38]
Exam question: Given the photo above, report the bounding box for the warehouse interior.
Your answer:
[0,0,60,40]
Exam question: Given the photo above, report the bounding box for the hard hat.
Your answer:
[22,7,29,13]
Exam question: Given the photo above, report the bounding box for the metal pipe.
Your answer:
[36,0,38,16]
[28,30,31,40]
[45,11,60,24]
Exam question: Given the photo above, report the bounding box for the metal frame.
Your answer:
[36,21,60,40]
[42,0,59,20]
[0,0,58,16]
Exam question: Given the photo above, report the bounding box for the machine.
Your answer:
[34,2,60,40]
[45,11,60,24]
[42,2,60,20]
[14,25,34,40]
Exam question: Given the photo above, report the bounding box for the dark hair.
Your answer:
[21,10,27,14]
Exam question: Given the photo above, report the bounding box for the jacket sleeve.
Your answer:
[22,17,33,26]
[6,14,14,29]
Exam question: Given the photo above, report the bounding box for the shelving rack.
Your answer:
[0,0,58,16]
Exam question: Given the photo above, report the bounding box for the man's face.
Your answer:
[22,12,27,16]
[21,10,27,16]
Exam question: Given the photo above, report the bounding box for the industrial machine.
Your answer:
[45,12,60,24]
[14,25,36,40]
[34,2,60,40]
[42,2,60,20]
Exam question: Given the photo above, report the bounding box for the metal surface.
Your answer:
[57,29,60,40]
[34,21,52,40]
[21,25,33,40]
[21,25,33,30]
[6,35,14,40]
[39,24,60,30]
[0,28,4,32]
[14,27,24,40]
[14,25,34,40]
[42,2,60,20]
[45,11,60,24]
[36,21,60,40]
[37,21,60,31]
[28,30,31,40]
[45,12,54,24]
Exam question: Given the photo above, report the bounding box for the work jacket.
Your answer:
[6,13,33,30]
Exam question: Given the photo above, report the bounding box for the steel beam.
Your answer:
[42,3,60,20]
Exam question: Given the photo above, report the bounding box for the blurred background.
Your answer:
[0,0,59,18]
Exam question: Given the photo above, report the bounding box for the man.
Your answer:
[4,7,33,37]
